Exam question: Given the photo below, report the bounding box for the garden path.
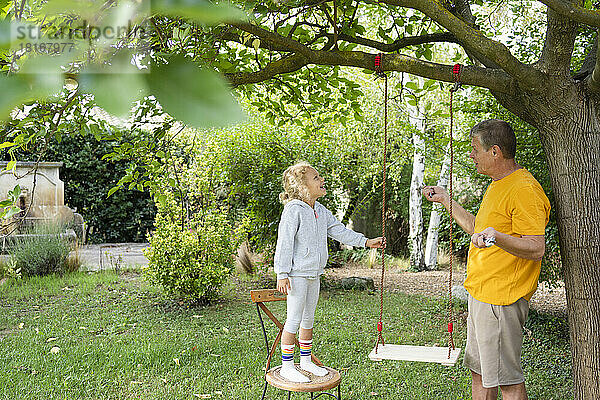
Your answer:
[77,242,149,271]
[324,263,567,315]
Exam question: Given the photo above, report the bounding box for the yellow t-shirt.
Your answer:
[464,168,551,305]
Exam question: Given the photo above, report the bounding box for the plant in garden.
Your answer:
[144,198,243,303]
[0,256,20,279]
[9,223,72,277]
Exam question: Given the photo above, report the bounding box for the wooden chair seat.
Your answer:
[265,365,341,393]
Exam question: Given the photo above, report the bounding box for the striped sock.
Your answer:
[299,339,312,358]
[280,343,309,382]
[299,339,328,376]
[281,344,295,365]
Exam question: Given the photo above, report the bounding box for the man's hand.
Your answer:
[366,237,386,249]
[277,278,291,294]
[472,227,497,248]
[422,186,449,206]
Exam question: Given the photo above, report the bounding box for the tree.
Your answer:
[425,142,451,270]
[408,100,426,270]
[204,0,599,397]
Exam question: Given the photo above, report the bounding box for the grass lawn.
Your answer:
[0,270,572,399]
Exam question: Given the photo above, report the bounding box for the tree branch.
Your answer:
[334,32,459,52]
[375,0,546,90]
[226,18,515,93]
[229,22,316,58]
[227,47,515,94]
[538,0,600,27]
[539,7,579,76]
[225,53,308,86]
[219,31,292,52]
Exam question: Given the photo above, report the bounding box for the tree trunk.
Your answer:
[408,105,426,271]
[495,79,600,398]
[538,114,600,400]
[424,143,451,270]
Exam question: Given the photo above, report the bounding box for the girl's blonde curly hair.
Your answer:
[279,161,313,204]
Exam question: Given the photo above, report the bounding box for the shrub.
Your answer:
[0,257,21,280]
[10,224,72,277]
[144,199,242,303]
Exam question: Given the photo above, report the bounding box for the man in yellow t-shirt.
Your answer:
[423,119,550,400]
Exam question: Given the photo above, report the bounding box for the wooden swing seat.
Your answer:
[369,344,461,366]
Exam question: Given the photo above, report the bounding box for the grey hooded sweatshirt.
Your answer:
[274,199,367,280]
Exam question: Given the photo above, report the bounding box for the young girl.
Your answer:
[274,162,385,382]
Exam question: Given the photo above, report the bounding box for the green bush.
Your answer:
[0,257,20,280]
[10,224,72,277]
[144,199,242,303]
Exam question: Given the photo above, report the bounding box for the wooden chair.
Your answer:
[250,289,342,400]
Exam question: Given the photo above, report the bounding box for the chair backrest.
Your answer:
[251,289,286,303]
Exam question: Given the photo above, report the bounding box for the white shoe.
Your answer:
[300,360,328,376]
[280,365,310,383]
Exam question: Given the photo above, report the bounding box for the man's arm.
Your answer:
[422,186,476,235]
[472,228,545,261]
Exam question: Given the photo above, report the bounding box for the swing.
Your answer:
[368,55,463,366]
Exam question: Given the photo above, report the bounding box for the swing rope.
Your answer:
[373,53,463,359]
[374,53,387,353]
[447,63,463,356]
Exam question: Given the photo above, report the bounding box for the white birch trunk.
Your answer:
[424,143,451,270]
[408,105,425,270]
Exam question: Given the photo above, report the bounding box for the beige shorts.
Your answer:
[463,295,529,388]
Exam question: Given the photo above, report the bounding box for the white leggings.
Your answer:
[283,276,321,334]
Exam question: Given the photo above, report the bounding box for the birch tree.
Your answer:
[408,101,426,271]
[424,143,451,270]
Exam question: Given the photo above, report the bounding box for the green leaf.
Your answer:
[16,55,67,96]
[423,47,432,61]
[151,0,245,24]
[146,56,245,128]
[405,81,419,91]
[0,20,9,47]
[2,205,21,219]
[10,184,21,199]
[0,75,30,119]
[79,66,147,117]
[0,199,13,207]
[0,141,14,149]
[107,186,120,198]
[423,79,436,90]
[39,0,105,19]
[156,194,167,206]
[6,160,16,171]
